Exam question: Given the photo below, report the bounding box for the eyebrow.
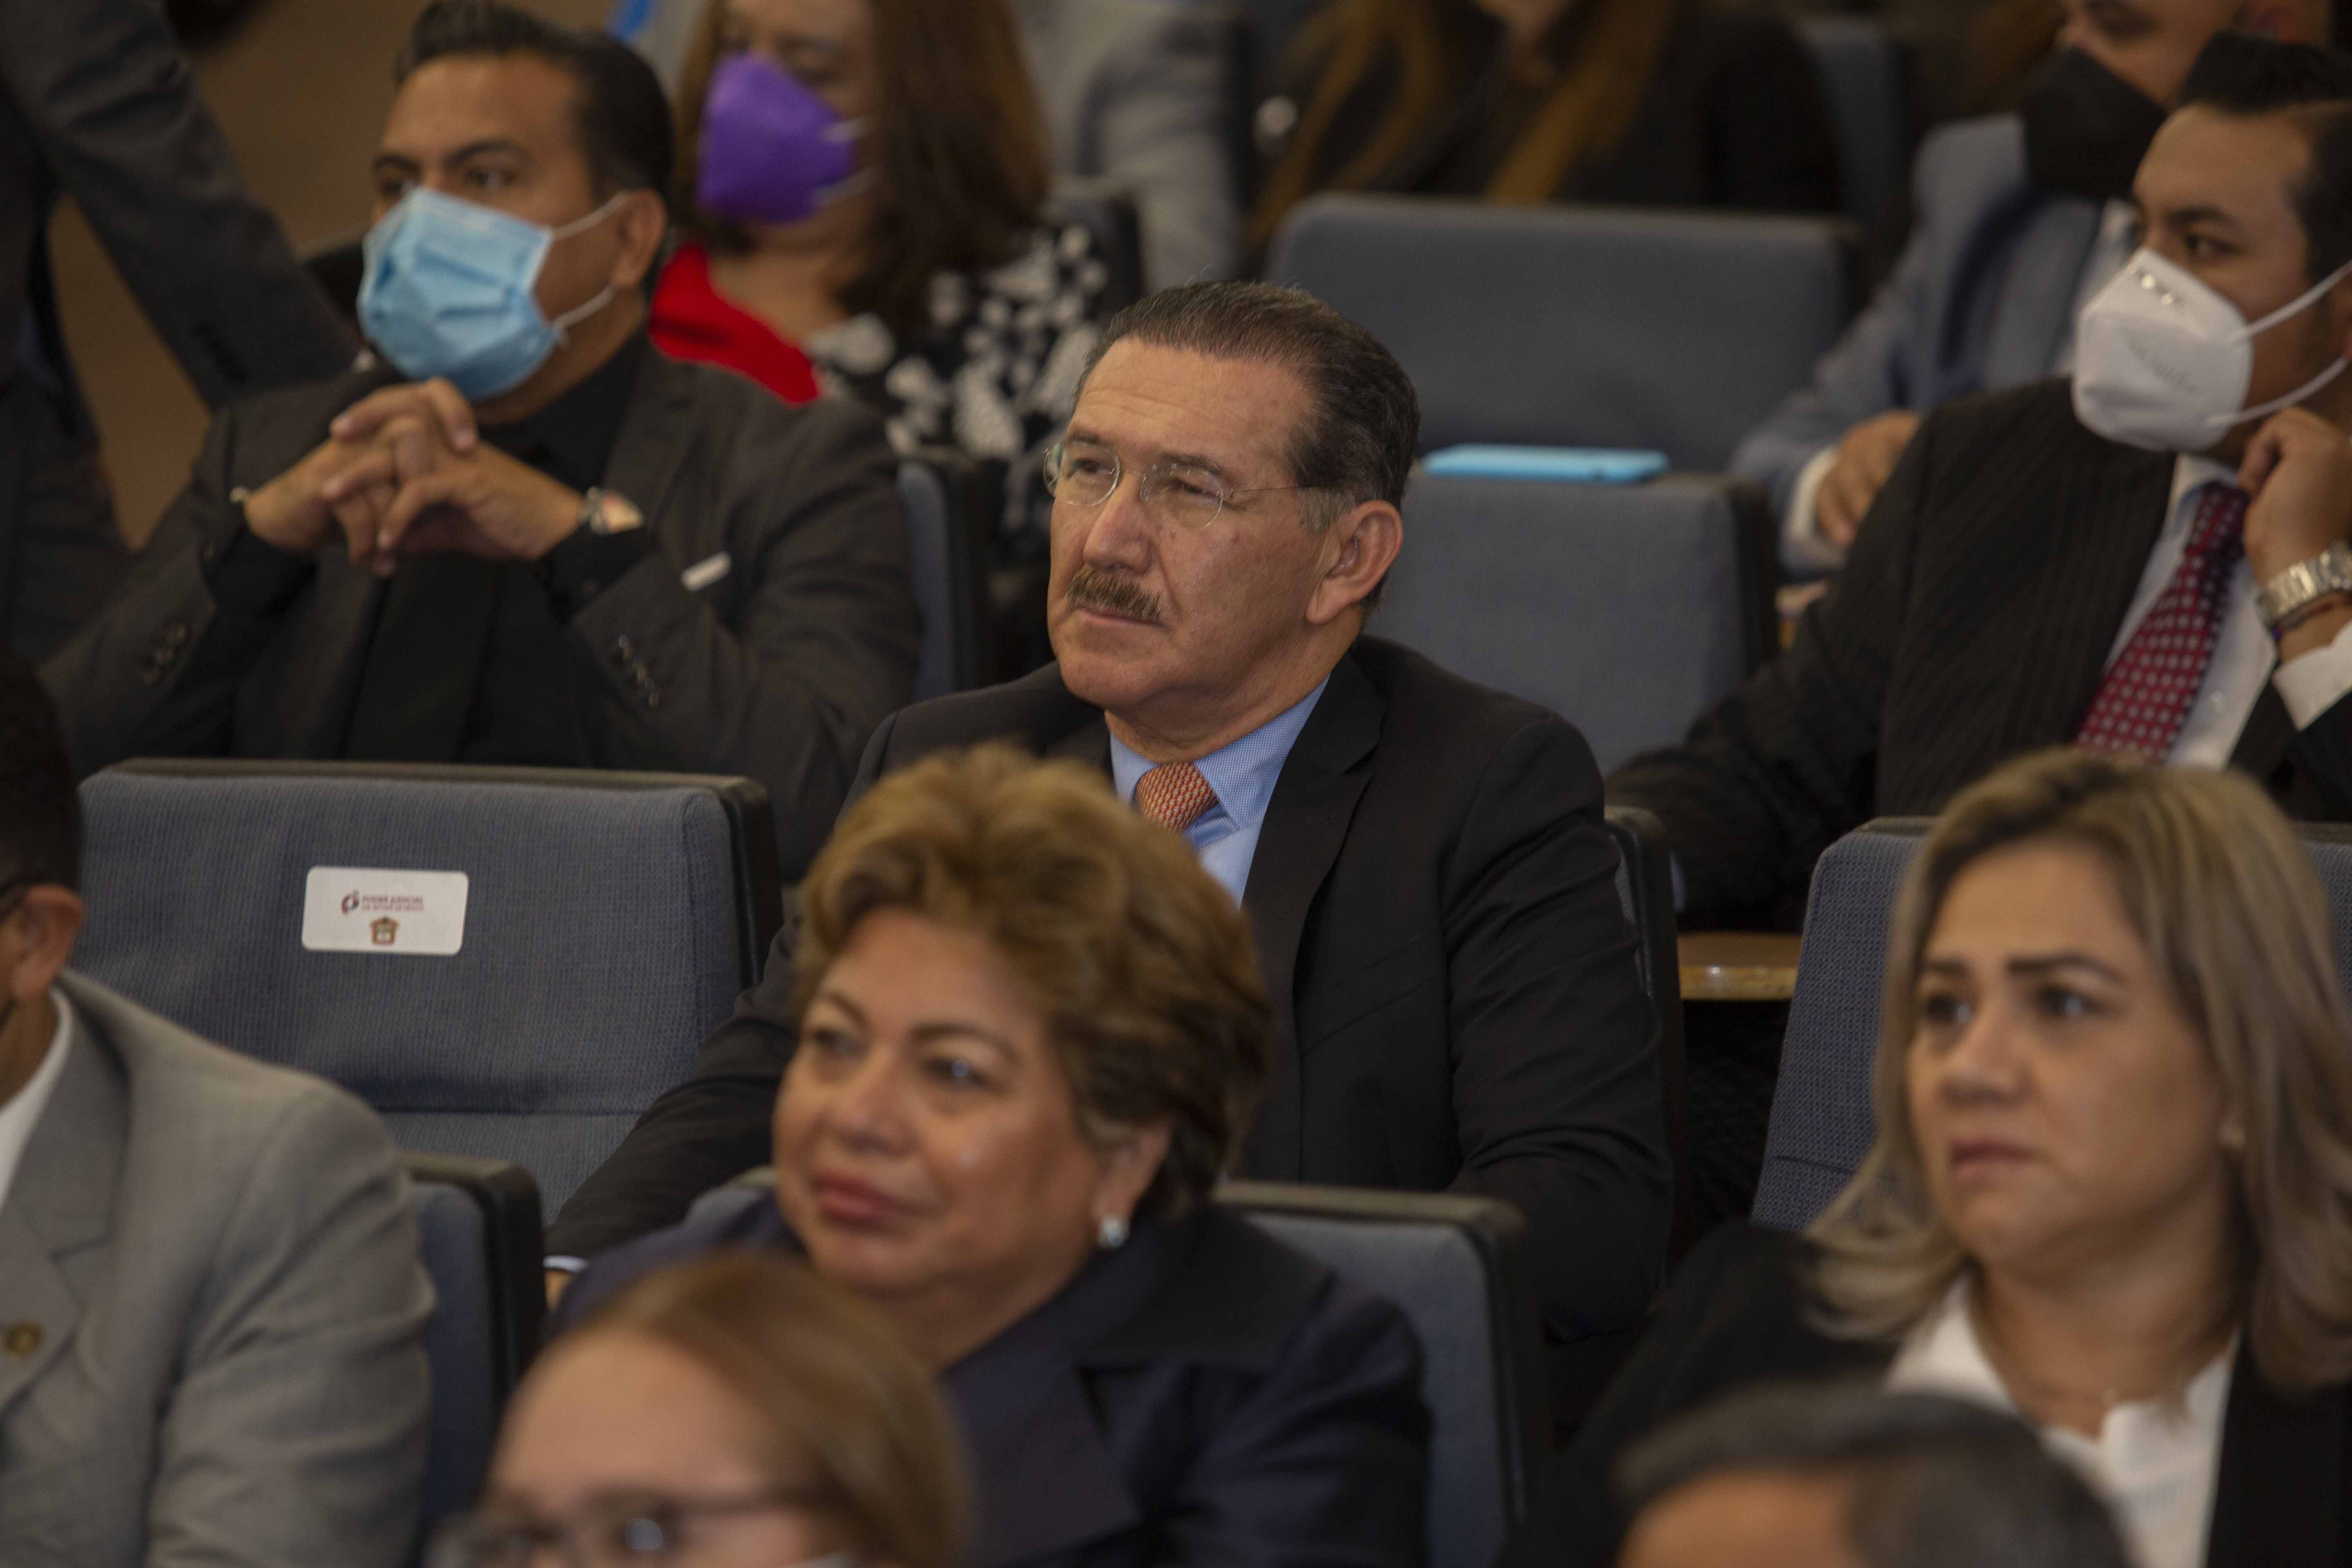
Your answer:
[372,138,535,177]
[809,992,1015,1053]
[1061,427,1241,483]
[1918,951,2126,982]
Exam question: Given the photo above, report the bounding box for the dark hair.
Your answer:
[674,0,1050,337]
[1083,282,1418,586]
[2180,31,2352,280]
[0,648,80,894]
[395,0,674,200]
[1618,1383,2131,1568]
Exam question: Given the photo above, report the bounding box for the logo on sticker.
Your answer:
[371,917,399,946]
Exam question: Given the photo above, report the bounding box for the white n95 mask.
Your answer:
[2073,247,2352,452]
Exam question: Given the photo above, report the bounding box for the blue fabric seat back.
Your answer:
[1266,195,1856,470]
[901,461,960,702]
[1797,18,1914,233]
[685,1177,1544,1568]
[75,767,753,1211]
[1754,821,2352,1233]
[1387,473,1771,772]
[412,1180,499,1538]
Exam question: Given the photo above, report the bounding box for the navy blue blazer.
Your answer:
[555,1196,1433,1568]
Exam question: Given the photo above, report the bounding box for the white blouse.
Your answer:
[1884,1282,2234,1568]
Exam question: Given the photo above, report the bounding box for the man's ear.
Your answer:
[1306,501,1403,628]
[2,886,85,1006]
[610,189,670,292]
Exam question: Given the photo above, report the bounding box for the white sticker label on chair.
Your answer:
[301,868,470,956]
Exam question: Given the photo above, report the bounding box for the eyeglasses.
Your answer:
[1043,439,1327,530]
[427,1492,854,1568]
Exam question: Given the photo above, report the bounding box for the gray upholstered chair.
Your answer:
[1795,17,1915,235]
[405,1152,543,1539]
[1264,194,1858,469]
[1383,470,1775,774]
[74,760,779,1212]
[900,456,985,702]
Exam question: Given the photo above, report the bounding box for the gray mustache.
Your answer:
[1066,566,1166,626]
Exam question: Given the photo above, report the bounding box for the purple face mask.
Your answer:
[695,52,867,226]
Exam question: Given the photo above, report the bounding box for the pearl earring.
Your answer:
[1097,1214,1129,1250]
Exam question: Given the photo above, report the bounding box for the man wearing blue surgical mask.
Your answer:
[1612,31,2352,929]
[40,0,918,880]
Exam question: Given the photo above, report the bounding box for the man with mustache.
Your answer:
[552,281,1673,1426]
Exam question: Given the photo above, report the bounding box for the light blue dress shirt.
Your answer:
[1108,677,1330,903]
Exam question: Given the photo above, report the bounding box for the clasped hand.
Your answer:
[241,379,581,577]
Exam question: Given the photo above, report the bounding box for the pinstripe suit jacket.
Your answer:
[1611,378,2352,921]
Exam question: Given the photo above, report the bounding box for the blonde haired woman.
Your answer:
[1249,0,1840,253]
[1501,748,2352,1568]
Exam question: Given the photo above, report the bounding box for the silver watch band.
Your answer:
[2256,541,2352,630]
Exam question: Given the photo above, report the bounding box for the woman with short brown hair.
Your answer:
[435,1252,966,1568]
[1502,748,2352,1568]
[558,745,1432,1568]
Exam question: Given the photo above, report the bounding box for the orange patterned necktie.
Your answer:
[1135,761,1218,832]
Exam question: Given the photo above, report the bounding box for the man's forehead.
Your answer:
[382,53,581,160]
[2136,107,2308,218]
[1071,342,1305,469]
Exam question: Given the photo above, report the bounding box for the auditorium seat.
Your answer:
[405,1151,544,1537]
[1264,195,1858,469]
[688,1173,1546,1568]
[74,760,780,1212]
[1385,470,1776,773]
[1608,805,1691,1251]
[1751,819,2352,1232]
[900,453,986,700]
[1220,1182,1547,1568]
[1795,17,1915,236]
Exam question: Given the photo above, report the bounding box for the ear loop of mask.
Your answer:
[543,193,634,346]
[2208,255,2352,430]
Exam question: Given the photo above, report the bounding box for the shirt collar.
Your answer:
[2170,452,2240,517]
[1106,677,1330,831]
[479,330,649,493]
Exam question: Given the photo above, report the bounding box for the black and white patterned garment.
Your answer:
[803,221,1113,539]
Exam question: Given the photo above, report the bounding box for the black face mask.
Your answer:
[2020,46,2168,203]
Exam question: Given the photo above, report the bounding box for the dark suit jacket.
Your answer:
[1500,1223,2352,1568]
[1611,378,2352,922]
[41,349,921,876]
[1261,0,1839,216]
[552,638,1673,1364]
[555,1195,1431,1568]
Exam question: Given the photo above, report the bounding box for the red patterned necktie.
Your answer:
[1135,761,1218,832]
[2073,483,2249,763]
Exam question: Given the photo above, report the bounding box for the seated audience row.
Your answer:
[1514,748,2352,1568]
[550,279,1675,1428]
[1250,0,1842,255]
[1738,0,2331,574]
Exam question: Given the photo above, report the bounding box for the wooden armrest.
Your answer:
[1678,931,1802,1002]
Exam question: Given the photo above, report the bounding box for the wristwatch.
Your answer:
[2256,541,2352,632]
[577,487,644,537]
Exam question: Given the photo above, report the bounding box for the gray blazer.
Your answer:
[0,971,432,1568]
[40,347,920,878]
[1015,0,1243,290]
[1729,114,2105,525]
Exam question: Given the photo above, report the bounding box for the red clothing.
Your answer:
[649,243,822,406]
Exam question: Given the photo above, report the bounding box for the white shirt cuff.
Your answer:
[2273,615,2352,727]
[1780,445,1846,577]
[543,1254,588,1274]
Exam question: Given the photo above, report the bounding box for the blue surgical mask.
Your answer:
[358,187,626,400]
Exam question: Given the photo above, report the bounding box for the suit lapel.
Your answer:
[1045,717,1111,774]
[0,1009,123,1424]
[2205,1351,2346,1568]
[2229,684,2296,784]
[1995,450,2176,752]
[599,351,702,529]
[1238,653,1383,1179]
